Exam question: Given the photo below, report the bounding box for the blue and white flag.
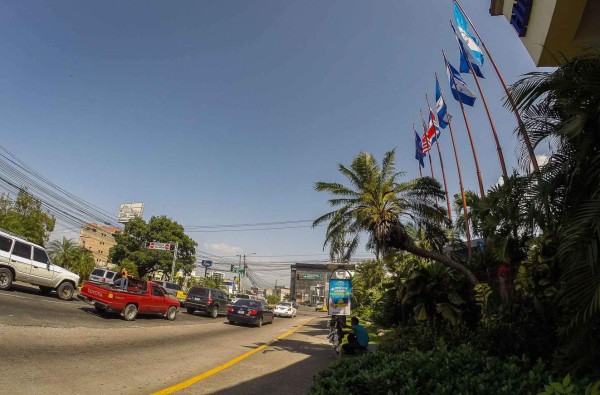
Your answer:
[435,78,451,129]
[415,130,426,168]
[452,22,484,78]
[445,59,477,107]
[453,3,484,66]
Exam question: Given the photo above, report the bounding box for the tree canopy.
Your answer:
[0,189,55,246]
[109,216,197,278]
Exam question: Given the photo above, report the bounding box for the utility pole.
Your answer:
[242,254,247,294]
[236,254,242,293]
[169,241,179,281]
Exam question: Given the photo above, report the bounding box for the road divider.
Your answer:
[151,318,315,395]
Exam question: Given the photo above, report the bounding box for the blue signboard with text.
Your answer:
[201,260,213,268]
[328,278,352,316]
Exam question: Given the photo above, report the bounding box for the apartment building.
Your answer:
[490,0,600,66]
[78,223,122,268]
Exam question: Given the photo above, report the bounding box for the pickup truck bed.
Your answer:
[79,278,179,321]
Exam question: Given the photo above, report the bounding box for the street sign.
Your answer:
[201,260,213,268]
[235,268,245,274]
[149,242,171,250]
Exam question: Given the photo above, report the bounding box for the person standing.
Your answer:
[113,267,129,291]
[342,316,369,355]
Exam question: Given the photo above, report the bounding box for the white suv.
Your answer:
[0,229,80,300]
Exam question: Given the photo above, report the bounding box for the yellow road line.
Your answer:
[151,318,315,395]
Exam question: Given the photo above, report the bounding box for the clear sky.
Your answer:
[0,1,547,286]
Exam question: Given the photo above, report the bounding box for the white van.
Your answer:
[0,229,80,300]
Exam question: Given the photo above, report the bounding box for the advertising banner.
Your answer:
[328,278,351,316]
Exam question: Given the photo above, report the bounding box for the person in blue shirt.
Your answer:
[342,316,369,355]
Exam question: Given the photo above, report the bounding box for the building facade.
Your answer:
[78,223,121,268]
[490,0,600,66]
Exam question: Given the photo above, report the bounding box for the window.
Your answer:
[12,241,32,259]
[151,285,164,297]
[0,235,13,252]
[91,269,104,276]
[106,272,115,279]
[33,247,50,264]
[188,287,208,296]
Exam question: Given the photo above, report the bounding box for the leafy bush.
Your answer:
[310,343,551,395]
[377,322,472,354]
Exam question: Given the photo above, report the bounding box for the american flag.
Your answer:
[422,132,431,154]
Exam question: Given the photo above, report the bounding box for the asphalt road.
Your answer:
[0,283,333,395]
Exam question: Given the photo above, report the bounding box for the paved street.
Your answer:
[0,284,333,395]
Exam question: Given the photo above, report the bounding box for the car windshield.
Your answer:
[235,293,249,299]
[234,300,260,308]
[91,269,104,276]
[165,283,181,290]
[188,287,208,296]
[277,303,291,307]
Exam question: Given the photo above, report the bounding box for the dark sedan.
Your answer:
[227,299,274,327]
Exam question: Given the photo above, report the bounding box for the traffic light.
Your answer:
[230,264,234,272]
[296,272,300,280]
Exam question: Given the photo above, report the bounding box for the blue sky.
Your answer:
[0,1,545,285]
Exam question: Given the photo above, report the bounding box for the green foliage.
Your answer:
[0,190,55,245]
[47,237,95,283]
[311,343,551,394]
[377,323,472,354]
[537,375,600,395]
[474,283,496,324]
[109,216,197,278]
[267,295,280,304]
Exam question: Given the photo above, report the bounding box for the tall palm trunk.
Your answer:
[388,225,479,285]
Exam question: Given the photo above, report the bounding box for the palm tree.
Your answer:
[47,237,78,269]
[508,50,600,324]
[314,149,479,285]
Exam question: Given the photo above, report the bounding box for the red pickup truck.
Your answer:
[79,277,179,321]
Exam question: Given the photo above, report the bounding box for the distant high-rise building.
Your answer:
[490,0,600,66]
[78,223,122,268]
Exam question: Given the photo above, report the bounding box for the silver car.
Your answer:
[89,268,118,285]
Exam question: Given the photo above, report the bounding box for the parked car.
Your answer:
[274,302,297,318]
[152,280,187,306]
[315,302,324,311]
[227,299,274,327]
[89,268,118,285]
[78,277,179,321]
[185,286,230,318]
[0,228,80,300]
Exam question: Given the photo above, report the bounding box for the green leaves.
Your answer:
[108,216,197,278]
[310,344,553,394]
[0,189,55,246]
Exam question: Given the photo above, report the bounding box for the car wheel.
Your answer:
[210,306,218,319]
[186,307,196,315]
[166,306,177,321]
[0,268,13,290]
[57,282,75,301]
[256,317,263,328]
[123,303,138,321]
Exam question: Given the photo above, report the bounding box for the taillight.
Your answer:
[249,309,258,316]
[227,306,234,313]
[207,298,213,304]
[102,278,105,283]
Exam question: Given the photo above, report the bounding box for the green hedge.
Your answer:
[310,343,551,395]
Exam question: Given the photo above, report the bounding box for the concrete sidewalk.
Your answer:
[176,316,336,395]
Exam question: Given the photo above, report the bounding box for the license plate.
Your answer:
[238,310,244,314]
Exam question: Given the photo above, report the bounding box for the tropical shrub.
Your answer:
[377,323,472,354]
[310,343,551,394]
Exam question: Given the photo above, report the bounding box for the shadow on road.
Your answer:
[78,306,170,321]
[208,325,334,395]
[3,282,81,302]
